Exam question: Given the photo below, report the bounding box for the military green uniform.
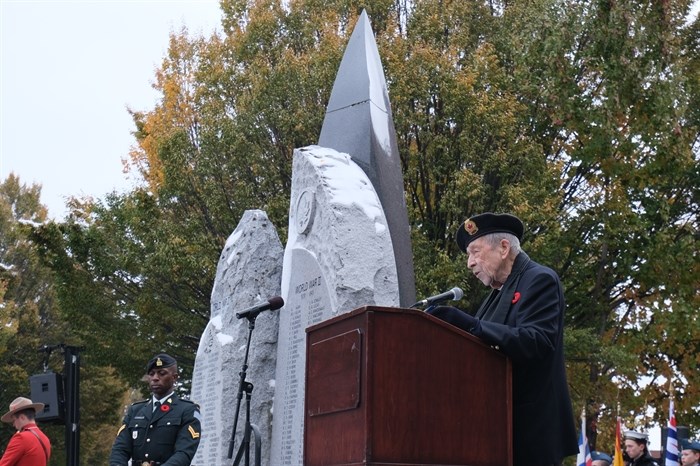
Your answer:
[109,395,201,466]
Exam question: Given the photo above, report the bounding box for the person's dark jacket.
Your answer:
[629,452,660,466]
[429,252,578,466]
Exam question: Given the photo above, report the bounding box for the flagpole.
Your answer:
[614,401,624,466]
[578,405,592,466]
[665,381,679,466]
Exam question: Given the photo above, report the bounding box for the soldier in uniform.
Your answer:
[623,431,659,466]
[109,353,201,466]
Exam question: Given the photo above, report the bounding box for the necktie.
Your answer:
[154,401,161,412]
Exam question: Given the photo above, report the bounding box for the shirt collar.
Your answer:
[153,392,175,405]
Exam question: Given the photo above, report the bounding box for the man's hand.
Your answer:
[426,306,479,333]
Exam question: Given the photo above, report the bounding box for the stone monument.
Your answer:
[190,210,283,466]
[319,9,416,308]
[269,145,400,465]
[191,10,415,466]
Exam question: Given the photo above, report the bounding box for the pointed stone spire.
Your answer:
[319,9,416,307]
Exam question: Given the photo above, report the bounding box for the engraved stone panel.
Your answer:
[191,210,283,466]
[269,146,399,465]
[272,249,332,465]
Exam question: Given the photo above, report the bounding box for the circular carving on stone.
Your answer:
[295,189,316,235]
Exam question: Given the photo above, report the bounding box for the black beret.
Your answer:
[455,212,524,253]
[146,353,177,372]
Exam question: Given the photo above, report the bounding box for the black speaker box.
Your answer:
[30,372,65,422]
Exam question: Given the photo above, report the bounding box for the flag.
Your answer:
[665,398,680,466]
[577,409,593,466]
[614,416,624,466]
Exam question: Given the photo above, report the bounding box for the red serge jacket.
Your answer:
[0,423,51,466]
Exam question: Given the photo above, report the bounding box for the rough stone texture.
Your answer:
[318,9,416,307]
[191,210,283,466]
[269,146,400,465]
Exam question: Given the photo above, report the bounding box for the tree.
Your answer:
[0,174,56,411]
[1,174,129,464]
[494,0,700,446]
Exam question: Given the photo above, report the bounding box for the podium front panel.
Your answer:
[307,329,362,416]
[305,307,512,466]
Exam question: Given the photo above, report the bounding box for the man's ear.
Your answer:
[499,239,511,258]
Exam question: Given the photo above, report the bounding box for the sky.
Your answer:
[1,0,223,219]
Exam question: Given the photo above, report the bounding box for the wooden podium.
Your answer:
[304,306,512,466]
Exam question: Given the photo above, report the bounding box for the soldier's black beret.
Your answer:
[146,353,177,372]
[455,212,524,253]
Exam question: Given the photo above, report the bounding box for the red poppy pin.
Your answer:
[511,292,521,304]
[160,404,170,413]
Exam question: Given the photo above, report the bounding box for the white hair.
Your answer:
[484,232,521,258]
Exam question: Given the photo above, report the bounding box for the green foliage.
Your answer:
[0,175,129,464]
[0,174,57,408]
[494,0,700,446]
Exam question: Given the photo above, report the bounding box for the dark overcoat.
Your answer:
[431,252,578,466]
[629,453,660,466]
[109,395,201,466]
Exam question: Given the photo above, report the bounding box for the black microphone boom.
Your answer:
[411,287,463,308]
[236,296,285,319]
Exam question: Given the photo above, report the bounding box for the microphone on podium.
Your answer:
[236,296,285,319]
[411,287,463,309]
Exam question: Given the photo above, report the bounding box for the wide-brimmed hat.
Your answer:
[1,397,45,423]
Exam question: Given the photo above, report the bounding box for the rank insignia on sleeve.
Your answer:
[188,425,200,439]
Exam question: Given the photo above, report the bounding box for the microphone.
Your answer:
[411,287,463,308]
[236,296,285,319]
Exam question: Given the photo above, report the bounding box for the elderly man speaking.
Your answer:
[427,212,578,466]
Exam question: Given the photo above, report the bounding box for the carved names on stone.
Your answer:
[191,210,283,466]
[270,146,399,465]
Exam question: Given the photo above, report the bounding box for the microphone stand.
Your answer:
[227,314,262,466]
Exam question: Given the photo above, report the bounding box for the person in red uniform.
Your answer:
[0,397,51,466]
